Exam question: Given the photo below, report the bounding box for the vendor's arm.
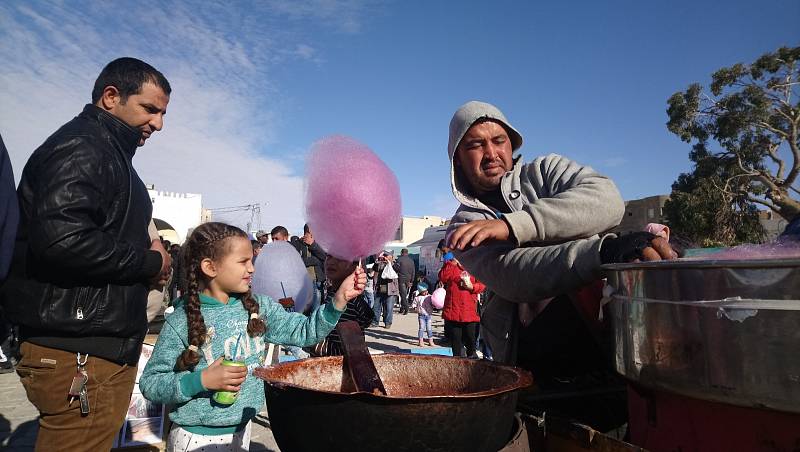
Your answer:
[454,236,610,303]
[503,154,624,245]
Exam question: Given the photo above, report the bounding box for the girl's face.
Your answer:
[202,236,255,295]
[324,255,357,287]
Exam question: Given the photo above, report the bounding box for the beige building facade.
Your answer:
[612,195,670,236]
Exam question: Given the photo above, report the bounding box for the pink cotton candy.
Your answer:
[305,135,402,261]
[697,240,800,260]
[431,288,446,309]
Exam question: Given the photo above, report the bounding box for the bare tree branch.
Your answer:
[785,120,800,187]
[746,194,778,210]
[756,121,790,139]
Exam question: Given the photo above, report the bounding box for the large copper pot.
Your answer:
[254,353,533,452]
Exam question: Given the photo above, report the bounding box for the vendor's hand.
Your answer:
[600,232,677,264]
[447,219,510,250]
[201,357,247,392]
[333,266,367,310]
[302,233,314,245]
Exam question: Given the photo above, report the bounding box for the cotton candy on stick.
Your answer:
[251,241,314,313]
[305,135,402,262]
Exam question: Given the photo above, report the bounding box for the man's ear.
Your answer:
[200,258,217,278]
[98,85,122,111]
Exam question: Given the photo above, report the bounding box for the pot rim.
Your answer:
[254,353,534,400]
[601,257,800,271]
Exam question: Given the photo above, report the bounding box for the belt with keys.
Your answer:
[68,353,90,415]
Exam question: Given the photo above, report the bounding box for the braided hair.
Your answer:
[175,222,266,371]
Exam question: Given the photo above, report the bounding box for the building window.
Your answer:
[627,211,632,217]
[647,208,655,218]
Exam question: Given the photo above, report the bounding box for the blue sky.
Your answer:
[1,0,798,233]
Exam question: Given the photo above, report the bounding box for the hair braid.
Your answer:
[242,289,266,336]
[175,255,206,371]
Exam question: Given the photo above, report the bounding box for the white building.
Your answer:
[148,186,205,244]
[384,216,446,251]
[407,225,449,283]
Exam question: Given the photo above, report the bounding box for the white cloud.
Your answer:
[601,157,629,168]
[294,44,317,60]
[0,0,372,233]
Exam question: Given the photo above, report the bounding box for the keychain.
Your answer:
[68,353,89,415]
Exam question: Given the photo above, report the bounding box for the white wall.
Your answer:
[148,190,203,244]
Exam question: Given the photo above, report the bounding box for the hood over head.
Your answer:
[447,101,523,203]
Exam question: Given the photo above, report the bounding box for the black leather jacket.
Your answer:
[2,105,162,365]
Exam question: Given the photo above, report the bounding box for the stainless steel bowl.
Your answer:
[602,258,800,413]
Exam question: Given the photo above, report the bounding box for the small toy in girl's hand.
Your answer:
[431,287,446,309]
[305,135,402,261]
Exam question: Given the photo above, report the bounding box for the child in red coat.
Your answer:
[438,253,485,357]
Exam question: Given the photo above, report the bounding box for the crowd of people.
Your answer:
[11,55,793,451]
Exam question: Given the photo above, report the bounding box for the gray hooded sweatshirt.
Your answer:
[446,101,625,364]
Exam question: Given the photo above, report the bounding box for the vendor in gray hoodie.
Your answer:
[445,101,674,365]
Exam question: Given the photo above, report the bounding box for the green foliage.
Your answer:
[666,46,800,239]
[663,173,765,247]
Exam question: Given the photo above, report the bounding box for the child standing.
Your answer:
[310,254,375,356]
[140,222,365,451]
[414,283,435,347]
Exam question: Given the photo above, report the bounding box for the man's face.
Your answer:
[324,255,357,287]
[455,121,514,194]
[271,232,288,242]
[103,82,169,146]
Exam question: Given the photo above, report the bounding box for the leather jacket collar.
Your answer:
[79,104,142,157]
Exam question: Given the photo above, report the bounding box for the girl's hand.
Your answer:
[333,266,367,310]
[201,357,247,392]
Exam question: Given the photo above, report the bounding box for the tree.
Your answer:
[666,46,800,225]
[662,169,765,247]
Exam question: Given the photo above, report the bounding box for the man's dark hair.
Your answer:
[270,225,289,237]
[401,248,409,255]
[91,57,172,104]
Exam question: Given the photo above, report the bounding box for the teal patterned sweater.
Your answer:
[140,293,342,435]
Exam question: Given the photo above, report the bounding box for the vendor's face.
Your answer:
[455,121,513,194]
[325,255,357,286]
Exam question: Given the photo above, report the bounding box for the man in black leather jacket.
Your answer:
[1,57,172,451]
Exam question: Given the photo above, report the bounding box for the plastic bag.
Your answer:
[381,263,398,280]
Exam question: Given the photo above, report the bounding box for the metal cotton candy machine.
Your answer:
[602,257,800,451]
[254,354,533,452]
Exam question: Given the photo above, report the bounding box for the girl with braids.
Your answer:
[140,222,366,451]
